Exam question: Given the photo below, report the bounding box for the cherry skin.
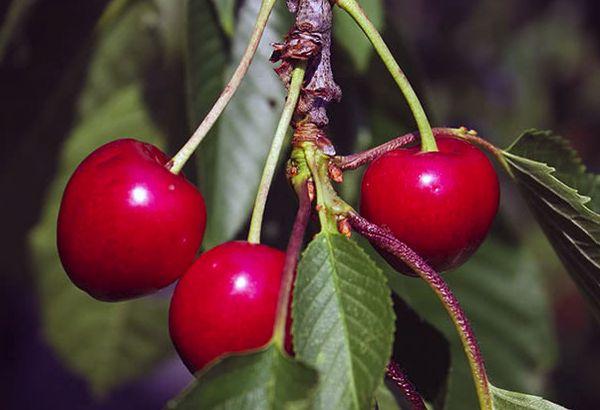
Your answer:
[360,134,499,273]
[169,241,293,373]
[57,139,206,301]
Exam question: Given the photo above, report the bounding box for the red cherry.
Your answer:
[57,139,206,301]
[360,134,499,273]
[169,241,293,373]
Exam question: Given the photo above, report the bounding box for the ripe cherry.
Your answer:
[169,241,292,373]
[57,139,206,301]
[360,134,499,273]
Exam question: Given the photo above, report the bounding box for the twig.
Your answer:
[347,212,493,410]
[272,180,312,348]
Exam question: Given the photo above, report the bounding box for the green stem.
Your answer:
[247,64,307,244]
[335,0,437,153]
[169,0,277,174]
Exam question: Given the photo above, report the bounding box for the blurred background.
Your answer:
[1,0,599,409]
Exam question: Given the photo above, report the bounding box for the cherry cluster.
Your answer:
[56,130,499,374]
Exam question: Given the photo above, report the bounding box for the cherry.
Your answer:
[169,241,293,373]
[360,134,499,273]
[57,139,206,301]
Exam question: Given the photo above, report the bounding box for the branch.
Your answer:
[272,180,312,348]
[347,212,493,410]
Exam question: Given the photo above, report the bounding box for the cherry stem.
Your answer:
[334,132,418,170]
[334,0,437,153]
[334,127,509,174]
[247,64,307,244]
[168,0,277,174]
[347,212,493,410]
[272,180,312,350]
[386,361,426,410]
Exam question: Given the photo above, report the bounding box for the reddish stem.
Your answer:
[273,180,312,348]
[347,212,492,410]
[386,361,426,410]
[333,127,504,172]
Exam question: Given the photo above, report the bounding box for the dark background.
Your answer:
[1,0,599,409]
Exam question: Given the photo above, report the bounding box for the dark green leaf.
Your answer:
[210,0,236,36]
[186,0,227,223]
[374,382,401,410]
[28,2,173,395]
[0,0,37,61]
[333,0,384,72]
[381,239,556,410]
[293,233,395,410]
[391,296,450,408]
[199,0,288,248]
[502,130,600,320]
[167,345,318,410]
[490,384,567,410]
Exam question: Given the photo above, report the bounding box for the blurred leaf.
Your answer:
[381,239,556,410]
[375,382,401,410]
[293,233,395,410]
[28,2,173,395]
[186,0,227,238]
[197,0,288,248]
[210,0,236,37]
[391,296,450,408]
[503,130,600,320]
[0,0,37,61]
[490,384,567,410]
[167,345,317,409]
[333,0,384,73]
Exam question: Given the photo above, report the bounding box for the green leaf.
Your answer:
[382,239,556,410]
[167,345,318,410]
[502,130,600,320]
[333,0,384,72]
[490,384,567,410]
[186,0,227,243]
[28,2,173,395]
[198,0,288,248]
[210,0,236,37]
[0,0,37,61]
[293,233,395,410]
[375,382,401,410]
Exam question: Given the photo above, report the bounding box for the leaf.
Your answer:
[167,345,318,410]
[198,0,289,248]
[28,2,173,395]
[0,0,37,61]
[390,296,450,408]
[210,0,236,37]
[374,382,401,410]
[490,384,567,410]
[502,130,600,320]
[185,0,227,235]
[382,239,556,410]
[293,233,395,410]
[333,0,384,72]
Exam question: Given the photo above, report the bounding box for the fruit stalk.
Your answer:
[334,127,510,173]
[333,132,417,170]
[248,63,306,244]
[386,360,426,410]
[335,0,437,153]
[347,212,493,410]
[272,180,312,349]
[169,0,276,174]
